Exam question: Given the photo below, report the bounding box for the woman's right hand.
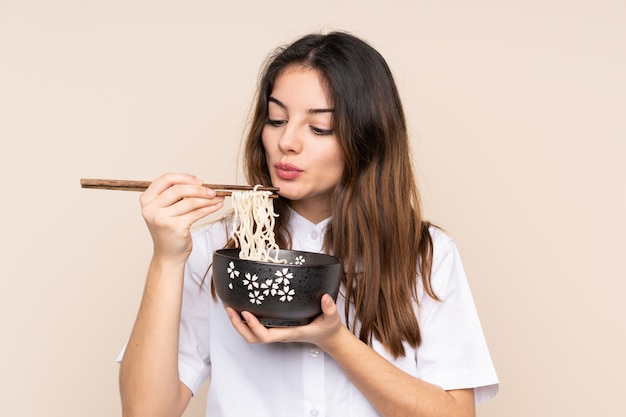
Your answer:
[140,173,224,262]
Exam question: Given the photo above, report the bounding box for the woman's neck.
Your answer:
[286,199,331,225]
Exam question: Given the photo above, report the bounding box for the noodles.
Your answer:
[231,186,286,263]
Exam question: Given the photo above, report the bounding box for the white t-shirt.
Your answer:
[123,209,499,416]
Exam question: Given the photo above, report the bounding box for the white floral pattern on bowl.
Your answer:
[226,262,299,305]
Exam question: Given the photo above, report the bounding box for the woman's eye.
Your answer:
[267,119,286,127]
[312,126,334,136]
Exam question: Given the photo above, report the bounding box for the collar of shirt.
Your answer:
[285,206,331,253]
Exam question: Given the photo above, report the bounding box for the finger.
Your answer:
[241,312,306,344]
[169,200,225,227]
[240,311,273,339]
[141,173,204,203]
[320,294,337,317]
[142,198,223,233]
[145,173,203,194]
[148,183,218,209]
[142,188,222,227]
[226,308,260,343]
[160,195,225,218]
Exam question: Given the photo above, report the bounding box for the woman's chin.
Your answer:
[273,182,300,200]
[277,191,299,201]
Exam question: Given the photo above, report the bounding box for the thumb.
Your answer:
[320,294,337,316]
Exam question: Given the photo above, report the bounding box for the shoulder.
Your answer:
[427,225,457,264]
[424,225,468,299]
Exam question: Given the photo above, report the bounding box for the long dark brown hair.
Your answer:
[236,32,437,358]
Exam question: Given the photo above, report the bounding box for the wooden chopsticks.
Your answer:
[80,178,279,197]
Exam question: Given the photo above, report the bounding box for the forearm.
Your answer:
[119,256,191,417]
[322,326,475,417]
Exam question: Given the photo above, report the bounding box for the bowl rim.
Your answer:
[213,248,342,266]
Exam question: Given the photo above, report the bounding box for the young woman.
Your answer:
[118,32,498,417]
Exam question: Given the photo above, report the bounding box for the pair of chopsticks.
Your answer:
[80,178,279,197]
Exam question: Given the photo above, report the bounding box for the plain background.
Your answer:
[1,0,624,416]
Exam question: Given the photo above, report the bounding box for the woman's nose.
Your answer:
[277,124,302,154]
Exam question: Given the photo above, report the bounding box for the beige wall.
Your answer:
[1,1,624,416]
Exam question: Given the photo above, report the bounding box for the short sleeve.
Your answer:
[415,229,499,404]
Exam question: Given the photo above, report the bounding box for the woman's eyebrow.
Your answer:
[269,96,334,114]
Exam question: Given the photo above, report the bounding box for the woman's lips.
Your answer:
[274,162,303,180]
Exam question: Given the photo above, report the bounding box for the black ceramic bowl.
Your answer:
[213,248,342,326]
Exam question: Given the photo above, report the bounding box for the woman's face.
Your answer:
[262,65,344,223]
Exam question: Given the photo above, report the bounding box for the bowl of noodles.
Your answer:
[212,187,342,326]
[213,248,342,326]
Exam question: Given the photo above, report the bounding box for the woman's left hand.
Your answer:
[225,294,344,348]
